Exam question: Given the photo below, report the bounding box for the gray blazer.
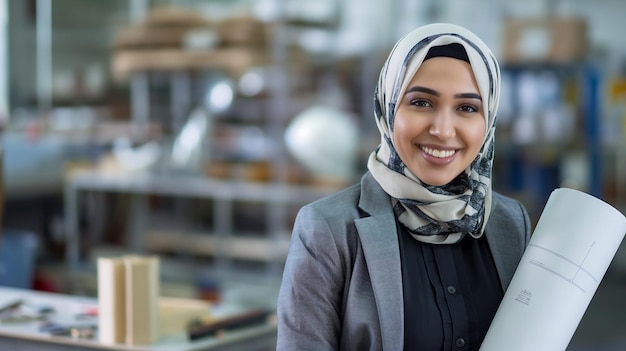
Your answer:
[277,172,531,351]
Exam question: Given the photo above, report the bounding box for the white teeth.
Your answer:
[421,146,455,158]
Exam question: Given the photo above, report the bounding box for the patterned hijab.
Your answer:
[367,23,501,244]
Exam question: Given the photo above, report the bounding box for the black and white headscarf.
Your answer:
[367,23,501,244]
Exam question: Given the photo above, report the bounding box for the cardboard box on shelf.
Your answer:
[113,7,213,50]
[110,7,273,82]
[111,47,270,82]
[216,16,271,47]
[502,17,588,64]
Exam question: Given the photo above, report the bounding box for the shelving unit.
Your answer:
[20,1,354,285]
[79,2,355,277]
[494,62,602,221]
[109,8,290,276]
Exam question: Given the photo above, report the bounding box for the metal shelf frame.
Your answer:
[64,171,335,273]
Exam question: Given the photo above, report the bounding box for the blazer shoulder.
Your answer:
[490,191,532,243]
[304,183,362,217]
[492,191,524,216]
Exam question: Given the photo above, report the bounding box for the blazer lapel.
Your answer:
[484,198,523,292]
[355,173,404,350]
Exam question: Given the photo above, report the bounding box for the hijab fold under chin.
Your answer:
[367,23,501,245]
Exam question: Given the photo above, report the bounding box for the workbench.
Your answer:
[0,286,277,351]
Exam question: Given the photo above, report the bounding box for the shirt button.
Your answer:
[456,337,466,348]
[447,285,457,294]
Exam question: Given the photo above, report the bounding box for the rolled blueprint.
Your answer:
[481,188,626,351]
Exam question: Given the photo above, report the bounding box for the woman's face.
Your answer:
[392,57,485,186]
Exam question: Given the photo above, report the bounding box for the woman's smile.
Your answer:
[419,145,458,163]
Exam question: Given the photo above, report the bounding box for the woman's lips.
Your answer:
[420,145,458,164]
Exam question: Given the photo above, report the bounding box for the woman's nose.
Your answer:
[429,110,455,139]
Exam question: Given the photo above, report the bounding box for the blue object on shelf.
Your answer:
[0,230,38,289]
[581,64,602,197]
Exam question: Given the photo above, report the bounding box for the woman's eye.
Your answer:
[410,99,431,108]
[458,104,478,113]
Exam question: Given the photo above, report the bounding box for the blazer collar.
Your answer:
[355,172,404,351]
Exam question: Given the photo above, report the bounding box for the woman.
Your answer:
[277,23,531,350]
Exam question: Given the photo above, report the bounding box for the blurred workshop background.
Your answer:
[0,0,625,349]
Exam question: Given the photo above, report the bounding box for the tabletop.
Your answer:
[0,286,277,351]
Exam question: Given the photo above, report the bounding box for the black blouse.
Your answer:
[398,225,503,351]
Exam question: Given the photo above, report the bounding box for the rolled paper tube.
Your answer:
[480,188,626,351]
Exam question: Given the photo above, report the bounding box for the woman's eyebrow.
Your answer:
[405,86,439,96]
[454,92,482,100]
[405,86,482,101]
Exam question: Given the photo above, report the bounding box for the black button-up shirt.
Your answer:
[398,225,503,350]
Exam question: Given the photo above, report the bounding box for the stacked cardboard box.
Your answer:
[502,17,589,64]
[111,7,271,82]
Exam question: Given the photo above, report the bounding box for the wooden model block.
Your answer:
[98,257,126,344]
[124,255,160,345]
[159,297,213,336]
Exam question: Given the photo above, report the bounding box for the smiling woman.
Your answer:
[277,23,531,351]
